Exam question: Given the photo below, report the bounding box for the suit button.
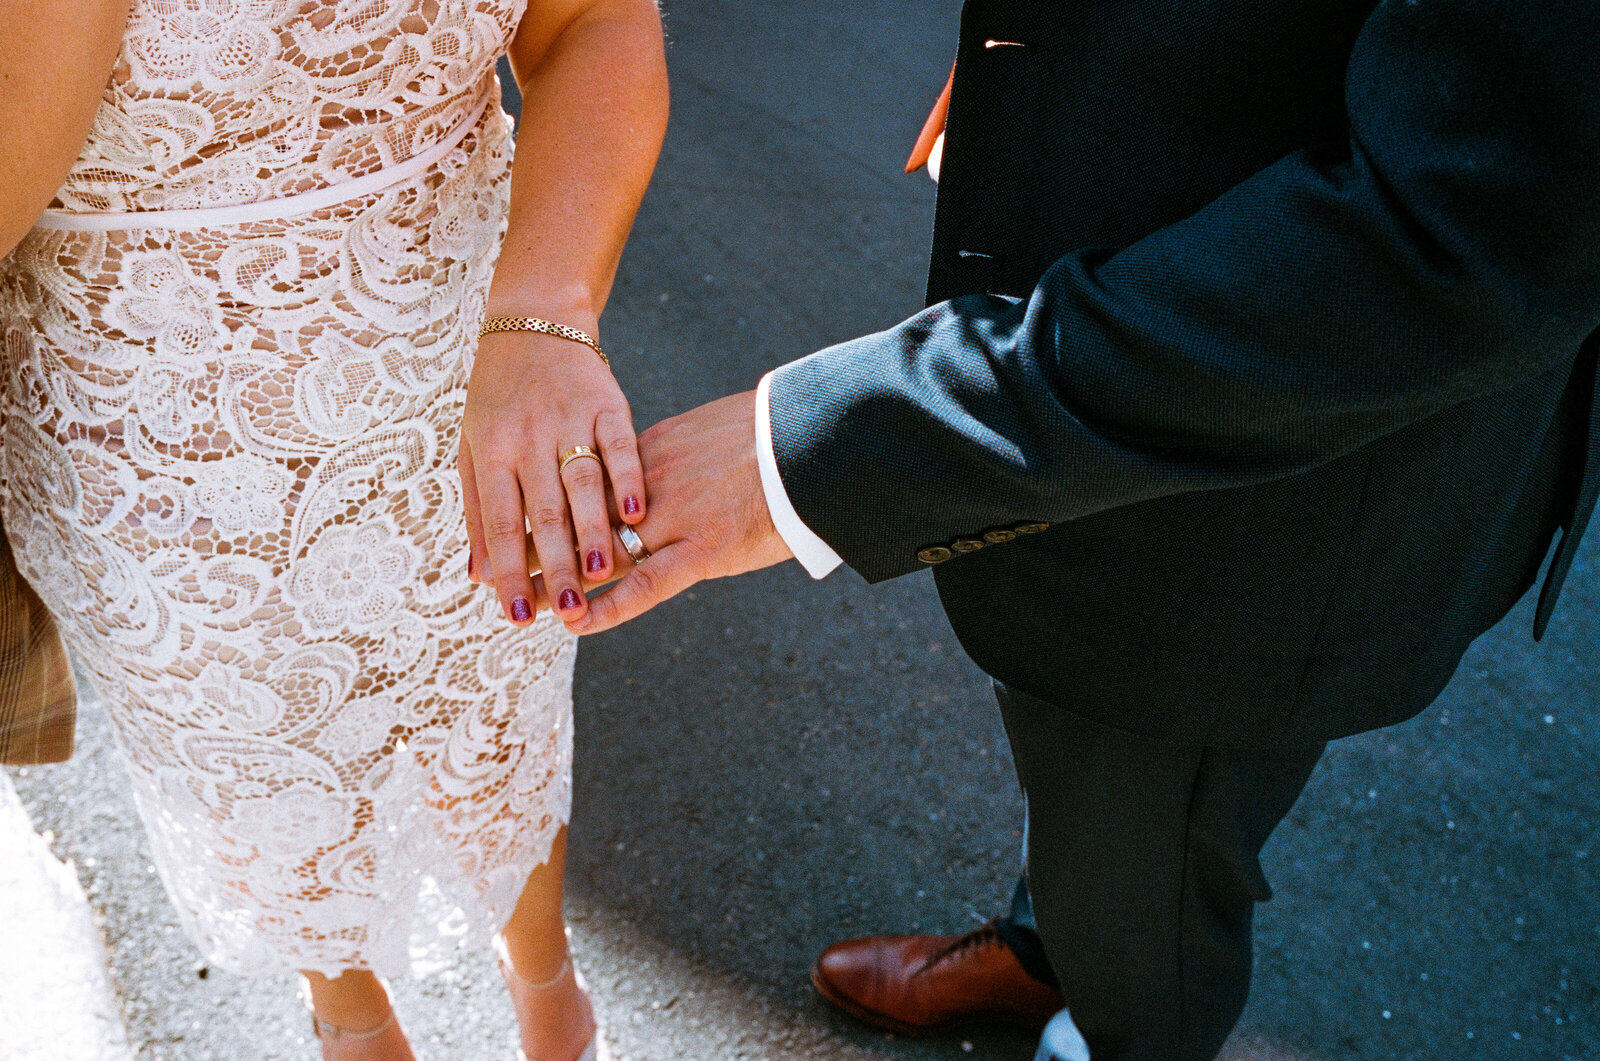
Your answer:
[983,529,1018,544]
[917,545,954,564]
[1014,521,1052,535]
[951,538,985,553]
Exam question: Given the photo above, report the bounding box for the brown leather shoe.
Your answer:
[810,921,1066,1036]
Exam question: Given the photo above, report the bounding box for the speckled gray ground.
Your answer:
[6,2,1598,1059]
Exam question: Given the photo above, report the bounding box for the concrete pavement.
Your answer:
[0,770,134,1061]
[6,1,1597,1058]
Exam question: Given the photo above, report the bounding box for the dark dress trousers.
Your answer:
[766,0,1598,1057]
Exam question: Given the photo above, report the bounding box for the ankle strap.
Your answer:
[493,933,575,990]
[503,954,572,991]
[310,1008,396,1042]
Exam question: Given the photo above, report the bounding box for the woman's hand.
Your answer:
[460,327,646,625]
[461,0,665,627]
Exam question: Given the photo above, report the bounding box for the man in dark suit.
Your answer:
[566,0,1600,1056]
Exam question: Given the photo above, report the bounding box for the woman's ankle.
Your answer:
[496,924,573,986]
[302,970,394,1033]
[496,937,596,1060]
[311,1009,396,1041]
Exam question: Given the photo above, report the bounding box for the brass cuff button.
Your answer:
[951,538,985,553]
[983,528,1018,544]
[1015,521,1052,535]
[917,545,954,564]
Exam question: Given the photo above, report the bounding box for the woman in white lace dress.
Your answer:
[0,2,666,1058]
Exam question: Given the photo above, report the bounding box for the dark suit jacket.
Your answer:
[768,0,1600,745]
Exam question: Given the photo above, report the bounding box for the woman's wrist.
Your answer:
[478,317,610,368]
[482,282,601,331]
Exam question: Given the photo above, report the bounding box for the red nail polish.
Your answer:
[586,549,605,573]
[559,588,581,611]
[467,554,477,580]
[623,495,641,517]
[510,597,532,622]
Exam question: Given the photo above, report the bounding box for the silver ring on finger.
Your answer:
[558,444,603,475]
[617,524,652,565]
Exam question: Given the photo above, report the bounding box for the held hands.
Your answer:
[462,383,795,632]
[459,324,648,626]
[565,390,794,634]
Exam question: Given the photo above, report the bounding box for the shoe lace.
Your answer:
[925,919,1004,970]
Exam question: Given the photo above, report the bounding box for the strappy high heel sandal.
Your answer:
[495,935,610,1061]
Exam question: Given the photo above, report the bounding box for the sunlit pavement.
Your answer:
[0,772,134,1061]
[6,2,1597,1058]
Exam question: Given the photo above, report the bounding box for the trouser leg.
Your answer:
[995,683,1324,1061]
[996,866,1062,988]
[1009,872,1036,930]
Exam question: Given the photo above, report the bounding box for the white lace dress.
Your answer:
[0,0,578,977]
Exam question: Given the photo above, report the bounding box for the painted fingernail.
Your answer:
[559,588,581,611]
[623,495,641,517]
[510,597,532,623]
[586,549,605,573]
[467,554,477,581]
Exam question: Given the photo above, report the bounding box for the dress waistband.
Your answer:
[35,89,494,233]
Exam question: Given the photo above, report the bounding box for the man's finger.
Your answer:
[565,539,704,635]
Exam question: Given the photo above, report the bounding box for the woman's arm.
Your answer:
[0,0,130,258]
[460,0,667,627]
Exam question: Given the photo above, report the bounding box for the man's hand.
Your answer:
[564,390,795,634]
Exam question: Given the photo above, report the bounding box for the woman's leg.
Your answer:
[302,969,415,1060]
[497,826,597,1061]
[302,970,393,1033]
[500,826,574,978]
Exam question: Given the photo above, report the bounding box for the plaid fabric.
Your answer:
[0,518,75,765]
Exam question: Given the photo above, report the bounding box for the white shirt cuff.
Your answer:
[755,370,844,579]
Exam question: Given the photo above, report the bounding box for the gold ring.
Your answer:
[617,524,651,565]
[558,445,602,474]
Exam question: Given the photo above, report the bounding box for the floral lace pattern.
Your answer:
[54,0,517,216]
[0,0,581,978]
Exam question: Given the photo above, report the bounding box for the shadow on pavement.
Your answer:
[554,3,1600,1059]
[2,5,1591,1061]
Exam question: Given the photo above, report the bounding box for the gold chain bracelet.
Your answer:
[478,316,610,368]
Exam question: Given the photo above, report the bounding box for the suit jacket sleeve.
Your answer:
[766,0,1600,584]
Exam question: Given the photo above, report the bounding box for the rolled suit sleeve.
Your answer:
[767,0,1600,584]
